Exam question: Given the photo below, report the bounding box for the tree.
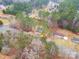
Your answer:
[3,2,32,15]
[16,32,33,49]
[37,19,50,36]
[2,0,13,5]
[72,12,79,32]
[0,33,3,52]
[16,13,37,32]
[3,7,17,15]
[59,3,77,21]
[57,0,77,30]
[49,0,79,32]
[30,0,49,8]
[15,32,33,59]
[39,10,50,19]
[40,37,58,59]
[62,0,79,10]
[48,12,60,31]
[51,12,60,21]
[13,2,32,14]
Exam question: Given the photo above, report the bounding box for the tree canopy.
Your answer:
[3,2,32,15]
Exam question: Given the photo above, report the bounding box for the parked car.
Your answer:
[53,32,68,40]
